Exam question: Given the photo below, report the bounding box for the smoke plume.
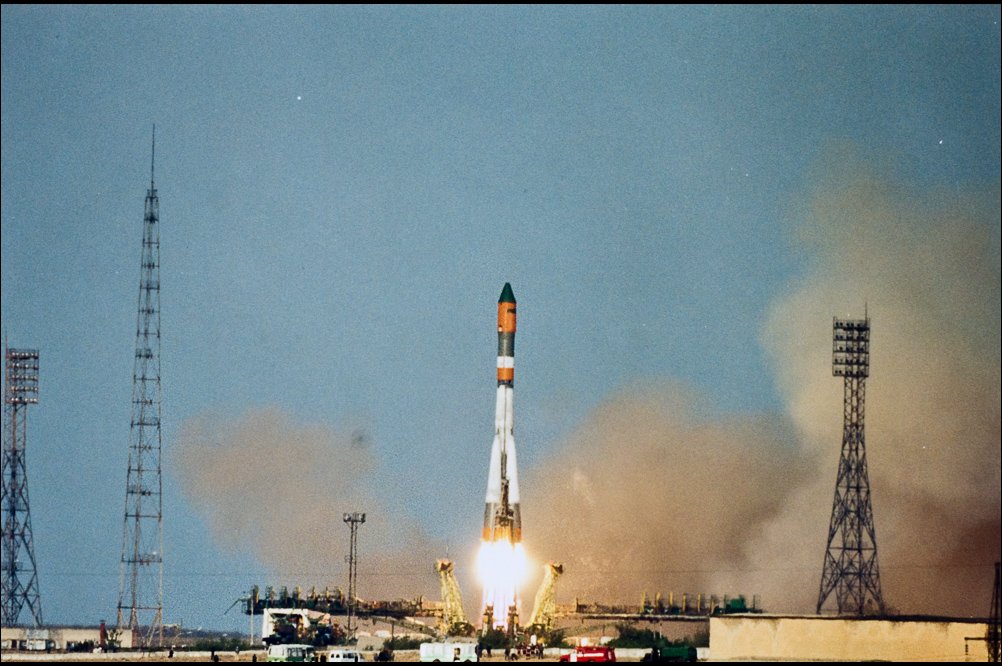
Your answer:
[525,153,1000,616]
[522,384,815,607]
[758,153,1001,615]
[173,408,440,601]
[174,152,999,619]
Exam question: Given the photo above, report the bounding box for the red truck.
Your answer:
[559,646,617,662]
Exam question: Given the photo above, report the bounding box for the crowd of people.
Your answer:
[475,639,547,661]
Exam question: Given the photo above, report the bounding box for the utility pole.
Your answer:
[989,561,1001,662]
[1,347,42,627]
[117,128,164,646]
[343,512,365,640]
[817,315,885,615]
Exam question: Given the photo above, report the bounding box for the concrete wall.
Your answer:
[553,615,708,644]
[1,626,134,651]
[709,614,989,662]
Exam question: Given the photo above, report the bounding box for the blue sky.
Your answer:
[2,5,999,631]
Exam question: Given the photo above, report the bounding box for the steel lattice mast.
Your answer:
[817,315,885,615]
[1,347,42,627]
[116,129,164,646]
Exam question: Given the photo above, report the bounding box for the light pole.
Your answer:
[817,315,885,615]
[343,512,365,640]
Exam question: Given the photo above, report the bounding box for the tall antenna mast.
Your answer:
[1,347,42,626]
[817,314,885,615]
[117,127,164,646]
[150,124,155,189]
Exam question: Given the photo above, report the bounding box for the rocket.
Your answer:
[483,282,521,544]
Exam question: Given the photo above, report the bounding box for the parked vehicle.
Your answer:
[642,645,697,662]
[326,648,368,662]
[559,645,617,662]
[267,643,316,662]
[419,641,479,662]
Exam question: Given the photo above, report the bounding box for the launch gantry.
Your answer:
[435,559,469,635]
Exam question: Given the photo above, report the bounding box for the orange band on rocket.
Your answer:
[497,284,516,386]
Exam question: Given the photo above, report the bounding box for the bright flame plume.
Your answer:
[476,540,528,629]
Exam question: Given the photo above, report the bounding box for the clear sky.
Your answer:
[2,5,1000,632]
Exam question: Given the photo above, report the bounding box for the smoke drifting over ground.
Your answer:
[522,385,815,607]
[526,156,1000,616]
[173,408,440,601]
[759,156,1001,615]
[174,155,999,619]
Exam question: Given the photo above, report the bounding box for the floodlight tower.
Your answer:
[116,129,164,646]
[343,512,365,638]
[1,347,42,627]
[817,315,885,615]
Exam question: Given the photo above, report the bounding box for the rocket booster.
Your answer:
[483,282,521,544]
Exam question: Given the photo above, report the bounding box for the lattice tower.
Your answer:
[343,512,365,638]
[116,129,164,645]
[817,315,885,615]
[1,348,42,626]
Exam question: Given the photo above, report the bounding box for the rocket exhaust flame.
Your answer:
[477,541,528,627]
[480,283,526,630]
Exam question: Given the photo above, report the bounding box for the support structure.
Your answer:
[526,562,563,632]
[116,129,164,646]
[435,559,468,634]
[1,348,42,627]
[343,512,365,639]
[817,315,885,615]
[989,561,1001,663]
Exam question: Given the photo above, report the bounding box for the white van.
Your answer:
[419,641,478,662]
[326,648,367,662]
[267,643,316,662]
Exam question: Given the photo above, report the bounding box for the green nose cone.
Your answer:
[499,283,515,303]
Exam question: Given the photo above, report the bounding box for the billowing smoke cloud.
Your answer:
[173,408,440,601]
[522,383,815,608]
[757,153,1001,615]
[174,152,999,619]
[525,152,1000,616]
